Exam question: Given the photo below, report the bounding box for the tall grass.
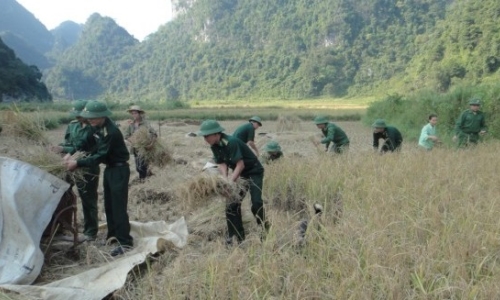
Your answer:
[121,143,500,299]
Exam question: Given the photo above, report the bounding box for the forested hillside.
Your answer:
[39,0,500,101]
[44,14,139,100]
[0,38,52,101]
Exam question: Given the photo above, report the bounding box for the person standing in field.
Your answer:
[51,100,99,242]
[453,98,487,148]
[198,119,268,245]
[418,114,440,151]
[64,100,133,257]
[232,116,262,156]
[260,140,283,164]
[313,116,350,153]
[372,119,403,153]
[124,105,157,181]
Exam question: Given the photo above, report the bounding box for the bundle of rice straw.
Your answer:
[20,146,87,183]
[276,114,302,132]
[175,174,248,210]
[4,108,49,144]
[129,127,172,167]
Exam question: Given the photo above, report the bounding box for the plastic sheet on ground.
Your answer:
[0,157,189,299]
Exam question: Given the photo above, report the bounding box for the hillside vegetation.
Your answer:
[41,0,500,102]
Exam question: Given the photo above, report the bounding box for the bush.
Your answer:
[364,84,500,144]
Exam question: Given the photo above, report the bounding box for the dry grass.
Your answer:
[129,127,173,167]
[174,173,247,210]
[1,109,49,144]
[275,114,302,132]
[6,120,500,299]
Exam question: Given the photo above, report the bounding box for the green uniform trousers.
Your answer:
[458,132,480,148]
[103,165,133,247]
[75,165,100,237]
[226,172,266,242]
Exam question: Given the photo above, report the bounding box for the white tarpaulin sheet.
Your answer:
[0,156,70,285]
[0,157,189,299]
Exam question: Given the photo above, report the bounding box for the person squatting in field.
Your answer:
[124,105,157,181]
[418,114,440,151]
[260,140,283,164]
[51,100,100,242]
[198,119,269,245]
[372,119,403,153]
[313,116,350,153]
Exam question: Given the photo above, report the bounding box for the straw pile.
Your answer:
[276,115,302,132]
[175,174,247,210]
[20,147,87,183]
[129,127,172,167]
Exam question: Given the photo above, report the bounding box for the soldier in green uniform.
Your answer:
[124,105,157,180]
[453,98,487,148]
[372,119,403,153]
[260,140,283,164]
[198,120,268,245]
[51,100,99,241]
[313,116,350,153]
[232,116,262,156]
[65,100,133,256]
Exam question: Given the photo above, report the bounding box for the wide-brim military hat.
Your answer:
[468,97,481,106]
[69,100,88,117]
[372,119,387,128]
[249,116,262,126]
[264,141,281,152]
[197,120,225,136]
[126,105,145,113]
[80,100,112,118]
[314,116,329,125]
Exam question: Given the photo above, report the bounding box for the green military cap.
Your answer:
[313,116,329,125]
[69,100,88,117]
[249,116,262,126]
[468,97,481,106]
[197,120,225,136]
[264,140,281,152]
[80,100,112,118]
[372,119,387,128]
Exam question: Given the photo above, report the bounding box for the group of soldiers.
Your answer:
[55,97,487,252]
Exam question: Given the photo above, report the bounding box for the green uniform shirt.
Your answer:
[59,120,97,155]
[320,122,350,149]
[124,119,157,139]
[211,133,263,177]
[232,122,255,143]
[454,109,487,135]
[77,117,130,167]
[373,126,403,150]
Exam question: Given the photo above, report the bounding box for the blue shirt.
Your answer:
[418,123,437,150]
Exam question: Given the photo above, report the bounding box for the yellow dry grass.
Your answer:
[6,120,500,299]
[129,127,173,167]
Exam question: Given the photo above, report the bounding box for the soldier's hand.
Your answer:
[452,135,457,142]
[63,153,71,161]
[65,159,78,171]
[51,146,63,154]
[479,130,486,136]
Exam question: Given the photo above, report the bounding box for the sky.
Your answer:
[16,0,173,41]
